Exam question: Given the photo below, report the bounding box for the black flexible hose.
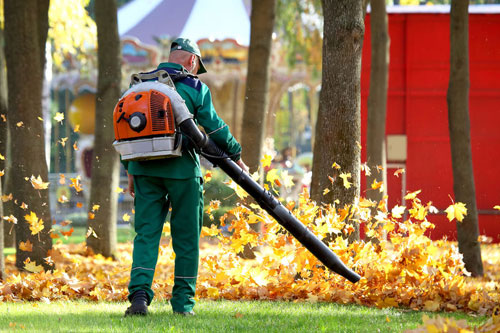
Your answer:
[179,118,361,283]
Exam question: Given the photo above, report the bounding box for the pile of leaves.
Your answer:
[1,185,500,318]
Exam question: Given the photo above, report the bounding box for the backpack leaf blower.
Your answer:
[113,74,361,283]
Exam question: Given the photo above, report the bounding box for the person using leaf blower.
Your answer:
[119,38,248,316]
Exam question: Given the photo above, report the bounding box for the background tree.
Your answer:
[447,0,483,277]
[366,0,389,210]
[0,13,14,249]
[0,177,4,280]
[240,0,277,173]
[4,0,52,270]
[311,0,364,240]
[86,0,122,258]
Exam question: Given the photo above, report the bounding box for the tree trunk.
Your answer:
[240,0,277,173]
[0,26,15,249]
[0,177,4,280]
[366,0,389,208]
[86,0,122,258]
[4,0,52,271]
[311,0,364,240]
[447,0,483,277]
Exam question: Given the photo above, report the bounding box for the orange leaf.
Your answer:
[19,240,33,252]
[61,227,74,237]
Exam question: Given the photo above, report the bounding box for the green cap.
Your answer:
[170,37,207,74]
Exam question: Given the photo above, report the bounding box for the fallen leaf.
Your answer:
[404,190,421,200]
[25,211,44,235]
[19,240,33,252]
[30,175,49,190]
[260,154,273,168]
[394,168,405,177]
[54,112,65,123]
[339,172,352,189]
[445,202,467,222]
[24,259,44,273]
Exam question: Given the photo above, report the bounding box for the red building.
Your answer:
[361,5,500,242]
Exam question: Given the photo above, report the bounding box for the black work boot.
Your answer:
[124,290,149,317]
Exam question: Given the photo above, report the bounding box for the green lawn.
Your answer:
[0,300,487,332]
[3,226,135,256]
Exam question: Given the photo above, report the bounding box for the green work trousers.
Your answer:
[128,175,203,313]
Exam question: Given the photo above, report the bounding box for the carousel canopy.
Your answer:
[118,0,251,46]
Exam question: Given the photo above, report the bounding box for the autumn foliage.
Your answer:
[1,166,500,321]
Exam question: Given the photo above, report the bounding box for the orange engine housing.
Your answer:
[113,90,176,141]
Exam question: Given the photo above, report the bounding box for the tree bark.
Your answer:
[86,0,122,258]
[447,0,483,277]
[366,0,389,207]
[0,26,15,249]
[4,0,52,271]
[311,0,364,240]
[0,177,4,280]
[240,0,277,173]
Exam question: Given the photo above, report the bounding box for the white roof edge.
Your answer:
[367,4,500,14]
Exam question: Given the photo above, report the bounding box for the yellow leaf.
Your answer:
[225,179,248,199]
[404,190,421,200]
[371,179,384,192]
[30,175,50,190]
[25,211,45,235]
[445,202,467,222]
[122,213,130,222]
[0,114,6,122]
[204,171,212,183]
[54,112,65,123]
[115,186,124,193]
[323,188,330,195]
[69,176,83,192]
[260,154,273,168]
[58,195,69,203]
[38,116,44,121]
[16,121,23,127]
[391,205,406,219]
[280,170,295,188]
[20,202,28,210]
[494,205,500,211]
[339,172,352,189]
[266,168,279,185]
[0,153,4,160]
[0,170,4,176]
[73,142,78,151]
[206,287,219,298]
[88,212,95,219]
[24,259,44,273]
[74,124,80,133]
[331,162,341,170]
[59,137,68,147]
[92,204,100,211]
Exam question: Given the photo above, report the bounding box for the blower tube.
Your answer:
[179,118,361,283]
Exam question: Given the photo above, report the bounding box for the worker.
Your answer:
[123,38,248,316]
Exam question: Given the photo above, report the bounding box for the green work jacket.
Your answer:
[122,62,241,179]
